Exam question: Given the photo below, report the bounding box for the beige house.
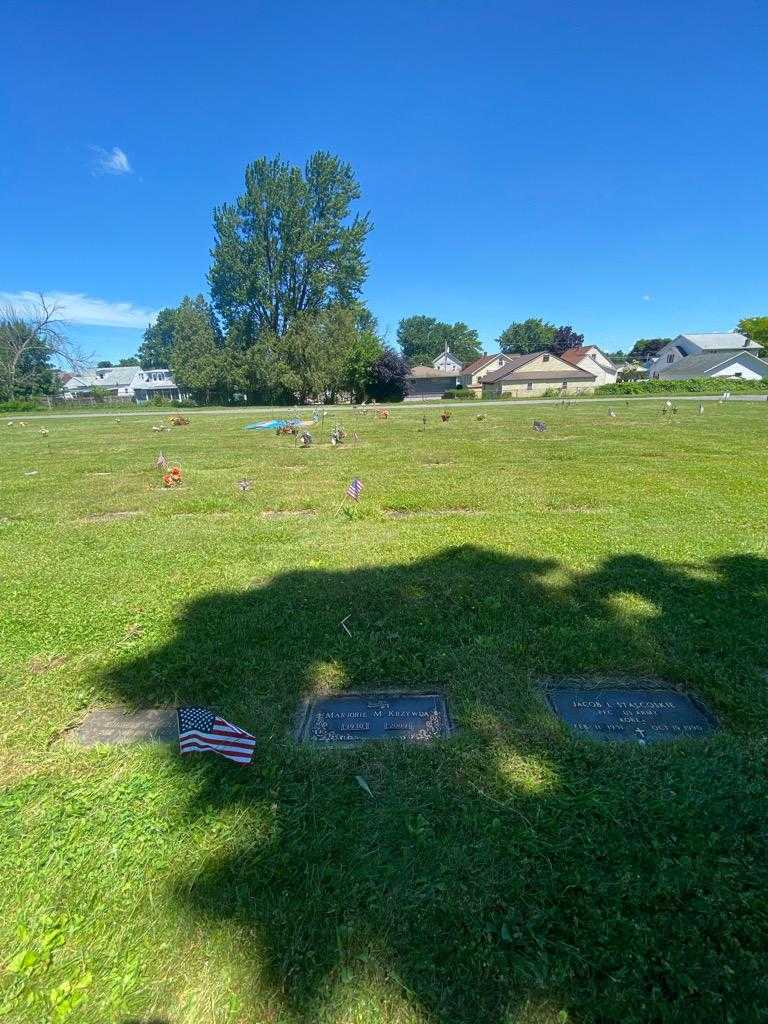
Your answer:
[481,351,597,398]
[458,353,512,392]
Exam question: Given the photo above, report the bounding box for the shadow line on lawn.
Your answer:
[100,547,768,1023]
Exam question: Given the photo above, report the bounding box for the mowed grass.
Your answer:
[1,402,767,1024]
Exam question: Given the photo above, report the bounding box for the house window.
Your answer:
[734,371,743,378]
[527,382,533,391]
[543,354,550,362]
[562,381,568,389]
[667,354,674,363]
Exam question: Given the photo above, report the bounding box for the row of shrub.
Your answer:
[594,378,768,396]
[441,388,478,400]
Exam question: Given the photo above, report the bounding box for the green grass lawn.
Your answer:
[1,402,767,1024]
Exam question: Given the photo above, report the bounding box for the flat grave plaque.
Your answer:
[546,688,718,744]
[295,692,453,746]
[63,707,178,747]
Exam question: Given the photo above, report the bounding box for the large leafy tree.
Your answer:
[396,316,481,367]
[627,338,672,362]
[168,296,227,403]
[209,152,371,341]
[497,318,556,354]
[549,325,585,356]
[736,317,768,352]
[266,306,381,404]
[138,307,179,369]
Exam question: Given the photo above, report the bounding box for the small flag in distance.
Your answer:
[346,477,363,500]
[533,420,547,432]
[177,706,256,764]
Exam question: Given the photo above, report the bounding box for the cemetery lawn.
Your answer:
[2,402,768,1024]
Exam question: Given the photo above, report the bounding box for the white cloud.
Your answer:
[0,291,157,329]
[91,146,132,175]
[642,294,653,302]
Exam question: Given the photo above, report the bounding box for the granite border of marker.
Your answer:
[293,690,456,747]
[538,675,720,744]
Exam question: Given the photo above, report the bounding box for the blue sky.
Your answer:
[2,0,767,362]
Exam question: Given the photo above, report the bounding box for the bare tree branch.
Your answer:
[0,294,91,400]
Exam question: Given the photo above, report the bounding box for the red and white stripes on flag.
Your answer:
[346,477,363,500]
[177,706,256,764]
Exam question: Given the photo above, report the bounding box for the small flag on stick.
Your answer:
[346,477,363,500]
[177,706,256,764]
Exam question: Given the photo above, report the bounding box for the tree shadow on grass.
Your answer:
[101,547,768,1023]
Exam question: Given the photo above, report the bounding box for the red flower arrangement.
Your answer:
[162,466,183,488]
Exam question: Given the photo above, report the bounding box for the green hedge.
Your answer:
[595,378,768,397]
[441,388,477,400]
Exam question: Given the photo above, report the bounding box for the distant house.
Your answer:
[458,353,512,392]
[654,351,768,381]
[64,366,141,400]
[560,346,618,386]
[405,365,460,400]
[431,349,464,373]
[648,333,761,374]
[131,369,186,402]
[481,352,596,398]
[63,366,186,402]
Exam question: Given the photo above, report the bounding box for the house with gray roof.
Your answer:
[648,332,762,375]
[63,366,186,402]
[653,350,768,381]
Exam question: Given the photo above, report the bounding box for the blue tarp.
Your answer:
[245,418,301,431]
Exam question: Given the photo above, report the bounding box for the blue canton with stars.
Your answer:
[178,706,216,733]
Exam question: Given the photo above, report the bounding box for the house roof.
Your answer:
[678,332,760,351]
[482,352,597,384]
[461,353,505,375]
[656,351,768,380]
[561,347,618,370]
[408,365,459,379]
[66,366,139,389]
[431,350,461,366]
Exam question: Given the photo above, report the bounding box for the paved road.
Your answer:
[8,393,768,421]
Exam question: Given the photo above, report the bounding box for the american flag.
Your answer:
[346,477,363,499]
[177,706,256,764]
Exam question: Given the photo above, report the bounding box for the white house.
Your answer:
[648,333,761,374]
[560,346,619,386]
[131,369,186,402]
[64,366,140,399]
[431,349,464,373]
[63,366,186,402]
[654,350,768,381]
